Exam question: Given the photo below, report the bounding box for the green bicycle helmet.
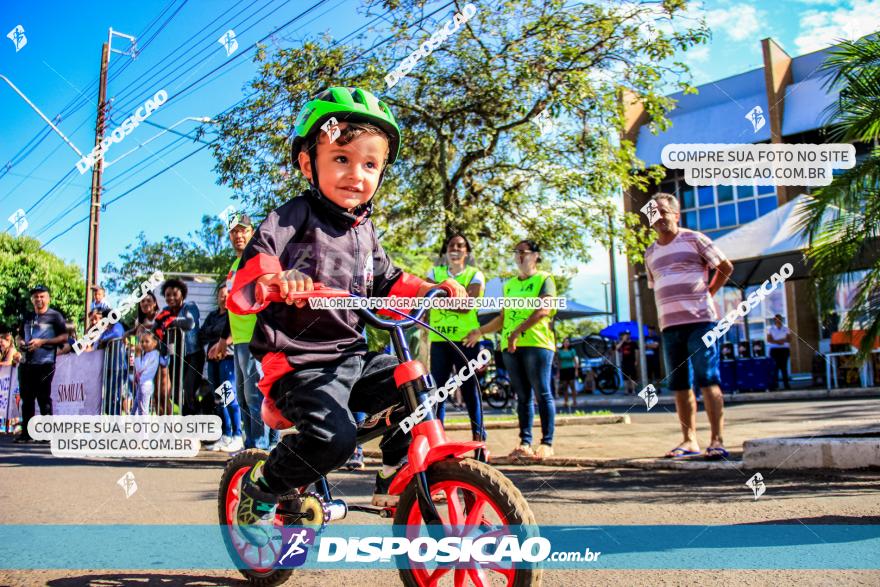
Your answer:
[291,86,401,165]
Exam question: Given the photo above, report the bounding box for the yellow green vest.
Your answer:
[428,265,483,343]
[501,271,556,352]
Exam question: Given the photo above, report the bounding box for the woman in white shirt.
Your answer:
[766,314,791,390]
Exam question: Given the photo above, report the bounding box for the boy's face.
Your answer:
[298,122,389,211]
[140,335,157,353]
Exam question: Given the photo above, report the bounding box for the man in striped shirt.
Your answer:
[644,193,734,460]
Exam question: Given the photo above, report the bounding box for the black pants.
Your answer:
[261,352,410,493]
[181,350,207,416]
[647,355,661,381]
[18,363,55,439]
[769,347,791,389]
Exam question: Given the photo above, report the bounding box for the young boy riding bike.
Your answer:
[227,87,466,546]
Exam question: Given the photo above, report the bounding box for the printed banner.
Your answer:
[50,350,104,415]
[0,365,21,421]
[0,525,878,570]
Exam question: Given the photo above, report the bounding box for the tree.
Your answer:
[799,35,880,358]
[211,0,707,276]
[101,215,235,295]
[0,233,85,329]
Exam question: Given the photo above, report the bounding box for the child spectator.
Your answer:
[0,332,22,365]
[133,332,160,416]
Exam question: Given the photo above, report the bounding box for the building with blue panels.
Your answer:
[622,38,872,377]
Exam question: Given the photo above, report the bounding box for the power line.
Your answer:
[39,1,453,249]
[108,0,271,116]
[41,143,211,248]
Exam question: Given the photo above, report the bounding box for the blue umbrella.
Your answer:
[599,321,650,341]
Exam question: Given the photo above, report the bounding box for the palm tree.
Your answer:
[798,35,880,358]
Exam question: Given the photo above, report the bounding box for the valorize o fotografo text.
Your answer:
[73,271,164,355]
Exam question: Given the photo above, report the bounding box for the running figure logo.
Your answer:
[532,109,553,136]
[218,29,238,57]
[117,471,138,498]
[7,25,27,52]
[745,106,766,133]
[640,200,661,226]
[215,380,234,407]
[8,208,28,236]
[276,527,315,568]
[321,117,341,143]
[218,206,237,230]
[637,384,658,411]
[745,472,766,500]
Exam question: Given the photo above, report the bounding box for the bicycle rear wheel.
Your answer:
[484,378,510,409]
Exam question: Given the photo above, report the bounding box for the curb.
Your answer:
[577,387,880,408]
[361,449,740,470]
[443,414,629,430]
[744,434,880,469]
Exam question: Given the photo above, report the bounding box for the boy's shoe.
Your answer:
[534,444,554,460]
[208,436,231,452]
[345,446,365,470]
[235,461,279,547]
[508,444,534,458]
[372,468,400,507]
[221,436,244,453]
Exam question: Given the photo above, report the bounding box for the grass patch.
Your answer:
[445,409,613,424]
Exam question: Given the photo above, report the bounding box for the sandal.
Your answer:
[508,444,534,458]
[704,446,730,460]
[664,447,701,459]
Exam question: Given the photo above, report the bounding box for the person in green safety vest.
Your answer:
[464,239,557,460]
[426,233,487,454]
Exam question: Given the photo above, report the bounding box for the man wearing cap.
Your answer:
[213,213,278,449]
[90,286,112,314]
[15,286,67,443]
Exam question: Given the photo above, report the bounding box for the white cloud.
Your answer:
[687,44,711,63]
[705,5,762,42]
[794,0,880,54]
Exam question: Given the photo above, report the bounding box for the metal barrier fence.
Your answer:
[100,327,186,416]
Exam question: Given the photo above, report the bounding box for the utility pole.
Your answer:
[607,212,619,325]
[84,29,136,324]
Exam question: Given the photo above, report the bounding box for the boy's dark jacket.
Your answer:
[227,189,425,398]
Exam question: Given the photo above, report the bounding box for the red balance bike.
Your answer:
[219,284,540,586]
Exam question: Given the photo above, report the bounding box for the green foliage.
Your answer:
[101,215,235,295]
[799,36,880,359]
[211,0,707,276]
[0,233,85,329]
[554,318,606,342]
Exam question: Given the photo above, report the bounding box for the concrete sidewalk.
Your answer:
[364,397,880,471]
[573,386,880,408]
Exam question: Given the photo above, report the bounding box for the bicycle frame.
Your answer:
[255,283,486,525]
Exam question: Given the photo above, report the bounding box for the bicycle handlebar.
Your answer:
[254,281,448,331]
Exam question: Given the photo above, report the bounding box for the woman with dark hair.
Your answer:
[426,233,487,456]
[465,239,557,460]
[153,278,205,417]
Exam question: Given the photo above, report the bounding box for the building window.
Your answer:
[656,171,778,235]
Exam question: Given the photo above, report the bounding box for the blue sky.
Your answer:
[2,0,879,314]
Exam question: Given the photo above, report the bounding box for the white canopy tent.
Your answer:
[713,194,828,286]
